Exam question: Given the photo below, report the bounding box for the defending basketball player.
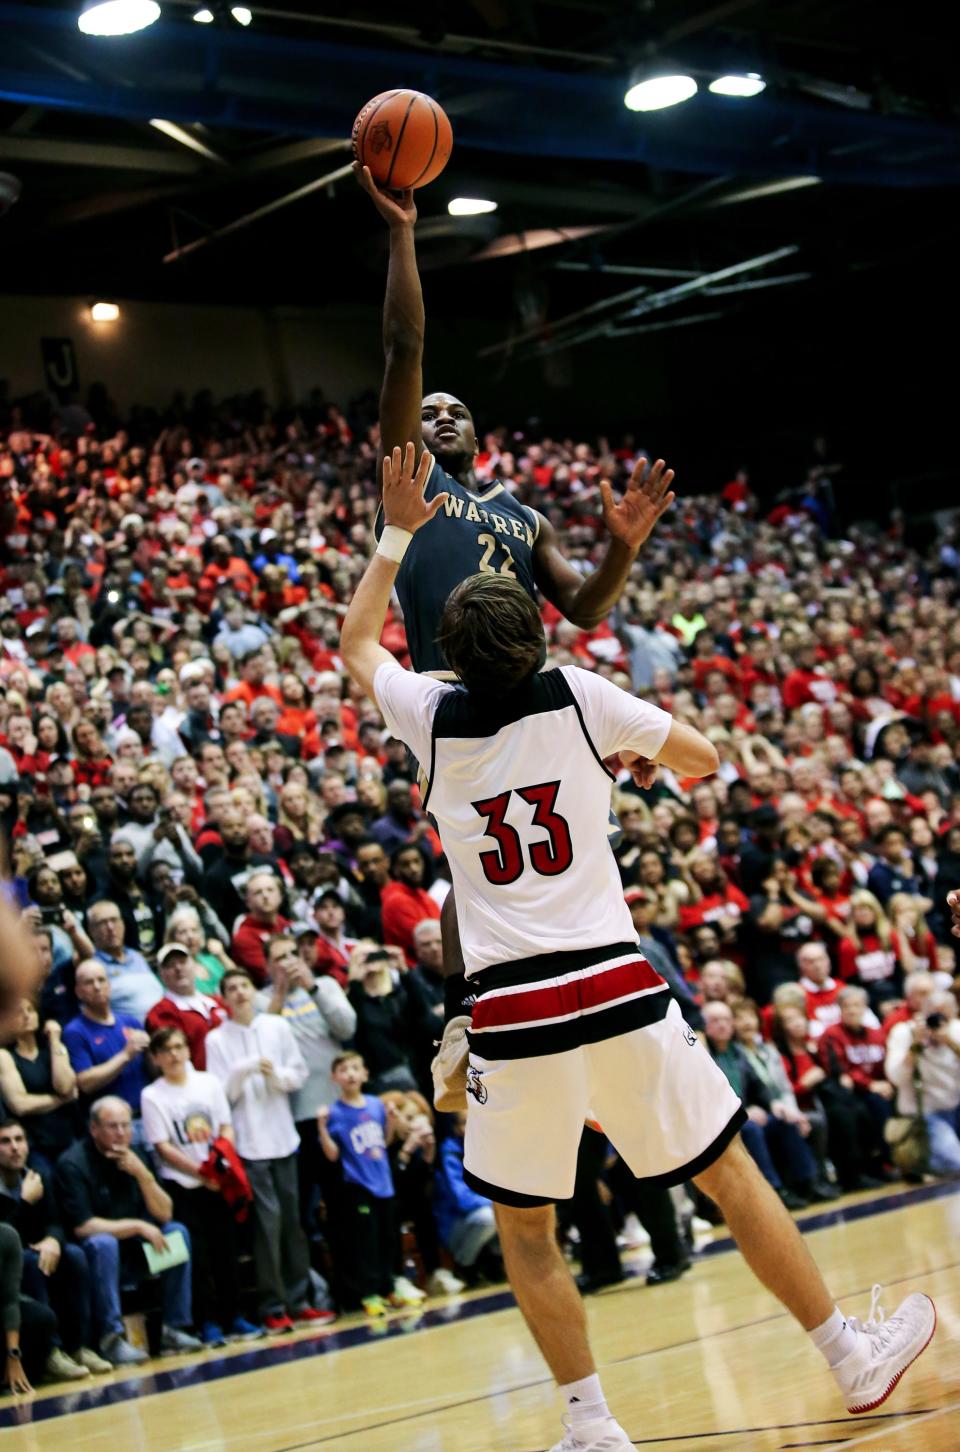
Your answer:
[340,443,936,1452]
[357,160,674,1085]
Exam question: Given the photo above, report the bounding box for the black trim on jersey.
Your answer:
[462,1169,553,1210]
[471,941,640,994]
[420,730,439,814]
[567,692,617,783]
[468,984,670,1061]
[640,1105,748,1189]
[430,666,576,740]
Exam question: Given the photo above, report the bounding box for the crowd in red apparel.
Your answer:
[0,391,958,1373]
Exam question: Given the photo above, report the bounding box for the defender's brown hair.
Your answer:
[436,573,545,696]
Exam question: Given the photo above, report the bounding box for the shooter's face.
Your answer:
[421,394,477,463]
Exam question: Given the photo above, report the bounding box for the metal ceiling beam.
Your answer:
[556,262,701,278]
[0,136,200,174]
[478,176,731,357]
[161,1,616,66]
[506,245,800,359]
[163,159,354,263]
[241,137,351,174]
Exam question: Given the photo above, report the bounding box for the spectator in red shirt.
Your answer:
[230,871,291,987]
[223,651,282,711]
[381,846,441,967]
[309,892,356,988]
[145,944,228,1070]
[200,534,258,601]
[782,642,838,710]
[880,970,936,1042]
[796,942,845,1038]
[677,855,749,935]
[818,985,891,1094]
[817,986,894,1187]
[888,894,939,976]
[837,891,901,1009]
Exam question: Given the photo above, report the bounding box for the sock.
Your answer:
[443,972,471,1024]
[560,1373,611,1433]
[809,1306,858,1368]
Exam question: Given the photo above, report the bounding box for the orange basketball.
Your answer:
[352,89,453,190]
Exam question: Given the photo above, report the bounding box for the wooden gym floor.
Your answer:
[1,1181,957,1451]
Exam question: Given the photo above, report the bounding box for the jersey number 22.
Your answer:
[472,781,573,886]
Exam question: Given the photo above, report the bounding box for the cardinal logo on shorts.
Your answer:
[682,1023,697,1046]
[466,1066,488,1105]
[368,121,393,156]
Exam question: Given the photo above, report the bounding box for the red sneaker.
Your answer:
[263,1314,295,1333]
[294,1307,337,1324]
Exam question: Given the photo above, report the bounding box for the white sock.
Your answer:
[809,1306,858,1368]
[560,1373,611,1432]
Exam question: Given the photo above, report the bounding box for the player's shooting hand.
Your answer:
[354,163,417,229]
[599,457,675,552]
[382,445,446,534]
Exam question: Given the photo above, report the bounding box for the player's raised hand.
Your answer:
[382,444,447,533]
[599,456,675,551]
[354,162,417,229]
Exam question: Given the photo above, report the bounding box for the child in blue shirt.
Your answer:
[318,1050,401,1316]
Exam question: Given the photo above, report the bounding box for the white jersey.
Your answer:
[374,661,671,978]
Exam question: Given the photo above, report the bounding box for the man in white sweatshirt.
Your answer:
[885,990,960,1174]
[256,934,357,1230]
[205,968,331,1331]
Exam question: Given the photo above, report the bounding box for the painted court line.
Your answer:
[814,1399,960,1451]
[0,1181,955,1434]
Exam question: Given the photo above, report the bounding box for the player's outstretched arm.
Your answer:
[654,719,720,780]
[532,456,675,628]
[341,446,446,701]
[355,163,425,465]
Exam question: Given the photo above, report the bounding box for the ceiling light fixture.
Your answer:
[624,74,697,112]
[78,0,160,35]
[230,5,252,23]
[192,6,214,19]
[90,301,120,322]
[709,73,766,97]
[448,198,497,216]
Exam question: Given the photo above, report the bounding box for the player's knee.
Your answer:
[494,1200,555,1247]
[692,1136,751,1200]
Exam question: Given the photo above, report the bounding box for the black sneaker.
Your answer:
[646,1258,691,1286]
[778,1188,809,1211]
[576,1270,625,1295]
[807,1180,841,1203]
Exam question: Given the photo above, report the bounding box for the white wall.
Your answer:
[0,293,383,408]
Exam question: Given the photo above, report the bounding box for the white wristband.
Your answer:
[376,525,413,564]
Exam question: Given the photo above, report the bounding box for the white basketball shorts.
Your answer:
[462,998,746,1206]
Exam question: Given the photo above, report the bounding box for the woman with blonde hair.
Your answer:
[276,779,324,852]
[887,892,939,977]
[165,904,235,996]
[838,890,901,1007]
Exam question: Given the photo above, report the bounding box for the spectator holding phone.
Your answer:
[347,942,419,1093]
[885,990,960,1174]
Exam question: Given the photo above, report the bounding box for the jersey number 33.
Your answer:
[472,781,573,886]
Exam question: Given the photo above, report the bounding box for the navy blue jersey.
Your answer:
[376,460,540,672]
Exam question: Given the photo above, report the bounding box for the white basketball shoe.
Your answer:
[831,1284,936,1414]
[549,1417,633,1450]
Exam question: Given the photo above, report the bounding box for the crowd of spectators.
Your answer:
[0,389,959,1390]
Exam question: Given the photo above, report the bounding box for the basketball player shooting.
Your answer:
[340,443,936,1452]
[356,161,675,1084]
